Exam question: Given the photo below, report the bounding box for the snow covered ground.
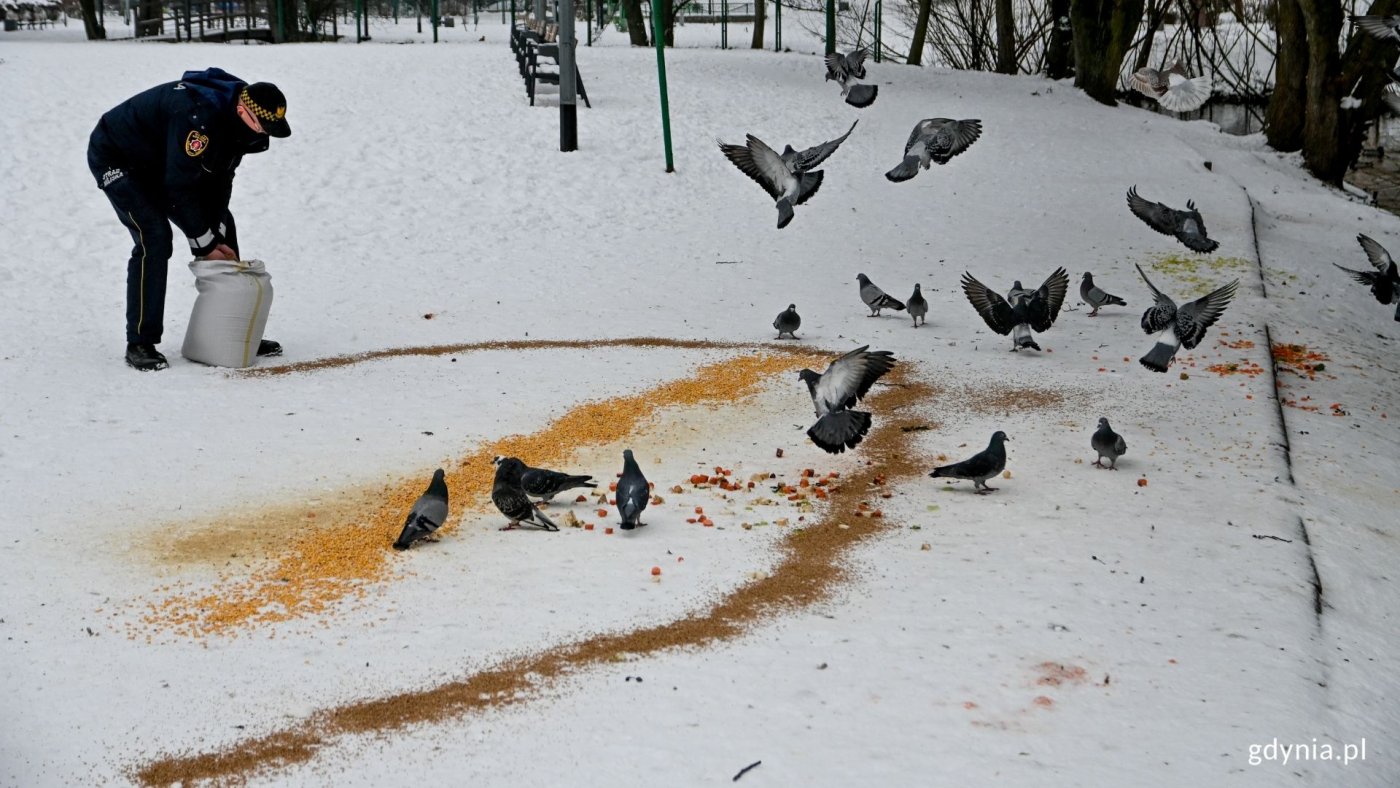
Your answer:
[1,18,1398,787]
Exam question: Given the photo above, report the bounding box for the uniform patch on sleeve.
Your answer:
[184,130,210,157]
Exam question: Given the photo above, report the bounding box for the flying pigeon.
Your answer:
[798,345,896,454]
[1335,233,1400,321]
[825,48,878,108]
[1129,60,1213,112]
[857,273,906,316]
[929,431,1009,494]
[491,457,559,531]
[718,120,858,229]
[774,304,802,339]
[615,449,650,530]
[885,118,982,183]
[907,284,928,327]
[1091,418,1127,470]
[1135,263,1239,372]
[517,462,596,502]
[392,468,450,550]
[1352,14,1400,41]
[960,267,1070,351]
[1080,271,1128,316]
[1127,186,1220,253]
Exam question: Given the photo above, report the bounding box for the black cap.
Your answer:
[239,82,290,138]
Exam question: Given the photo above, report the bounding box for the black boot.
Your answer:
[257,339,283,357]
[125,343,169,371]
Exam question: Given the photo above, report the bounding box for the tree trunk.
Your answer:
[1069,0,1144,105]
[79,0,107,38]
[907,0,932,65]
[1133,0,1164,71]
[995,0,1015,73]
[1046,0,1073,78]
[624,0,647,44]
[661,0,677,45]
[1296,0,1345,183]
[751,0,765,48]
[1265,0,1306,152]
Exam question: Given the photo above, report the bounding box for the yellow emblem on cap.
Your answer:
[184,130,210,157]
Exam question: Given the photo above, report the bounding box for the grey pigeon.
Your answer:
[798,345,896,454]
[907,284,928,327]
[1335,233,1400,321]
[718,120,858,229]
[885,118,982,183]
[518,462,596,502]
[616,449,650,530]
[774,304,802,338]
[960,267,1070,351]
[1129,60,1212,112]
[1080,271,1127,316]
[392,468,450,550]
[492,457,559,531]
[929,431,1009,494]
[1091,418,1127,470]
[1127,186,1220,253]
[1352,14,1400,40]
[825,48,878,108]
[857,273,906,316]
[1135,263,1239,372]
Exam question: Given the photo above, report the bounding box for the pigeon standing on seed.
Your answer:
[885,118,982,183]
[1335,233,1400,321]
[907,284,928,327]
[1129,60,1213,112]
[1126,186,1220,253]
[774,304,802,338]
[1135,263,1239,372]
[929,431,1009,494]
[516,462,597,502]
[491,457,559,531]
[825,48,879,108]
[615,449,650,530]
[857,273,906,316]
[960,267,1070,351]
[798,345,897,454]
[392,468,450,550]
[718,120,858,229]
[1091,418,1127,470]
[1080,271,1128,316]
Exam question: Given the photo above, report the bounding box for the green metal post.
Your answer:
[586,0,591,45]
[824,0,833,55]
[650,0,674,173]
[721,0,726,49]
[354,0,361,40]
[393,0,398,23]
[774,0,779,51]
[431,0,438,40]
[873,0,879,61]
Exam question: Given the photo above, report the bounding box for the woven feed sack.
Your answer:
[181,259,274,368]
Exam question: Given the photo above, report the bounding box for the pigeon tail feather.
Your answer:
[845,83,878,108]
[1140,331,1180,372]
[776,198,795,229]
[808,410,873,454]
[885,155,921,182]
[1012,324,1039,350]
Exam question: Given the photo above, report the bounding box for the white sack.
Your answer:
[181,258,274,368]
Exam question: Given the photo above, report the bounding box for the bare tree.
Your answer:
[1070,0,1145,104]
[79,0,107,38]
[624,0,648,44]
[752,0,766,47]
[995,0,1015,72]
[1047,0,1074,77]
[908,0,933,64]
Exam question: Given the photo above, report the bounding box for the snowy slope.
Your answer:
[0,20,1397,787]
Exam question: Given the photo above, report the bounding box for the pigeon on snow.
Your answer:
[1080,271,1127,316]
[492,457,559,531]
[798,345,896,454]
[907,284,929,327]
[616,449,650,530]
[929,431,1009,494]
[857,273,906,316]
[392,468,450,550]
[1135,263,1239,372]
[1335,233,1400,321]
[718,120,858,229]
[960,267,1070,351]
[516,461,596,502]
[1091,418,1127,470]
[1352,14,1400,41]
[1127,186,1220,253]
[886,118,982,183]
[1129,60,1213,113]
[774,304,802,338]
[825,48,878,108]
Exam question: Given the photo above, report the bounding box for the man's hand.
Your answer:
[203,243,239,261]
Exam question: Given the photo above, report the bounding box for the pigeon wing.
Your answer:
[1353,14,1400,41]
[1135,263,1179,334]
[1176,205,1219,253]
[1335,263,1382,288]
[961,272,1018,335]
[824,52,844,80]
[1127,186,1181,237]
[1357,233,1395,273]
[1129,67,1168,98]
[815,346,896,410]
[847,48,869,77]
[1158,74,1212,112]
[718,135,788,200]
[792,120,858,171]
[926,119,983,164]
[1175,279,1239,349]
[1026,267,1070,331]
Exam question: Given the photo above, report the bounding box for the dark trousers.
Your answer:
[98,175,237,345]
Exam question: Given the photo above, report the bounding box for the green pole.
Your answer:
[431,0,438,40]
[721,0,726,49]
[650,0,674,173]
[393,0,398,23]
[873,0,879,61]
[586,0,591,45]
[354,0,361,40]
[824,0,833,55]
[774,0,779,51]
